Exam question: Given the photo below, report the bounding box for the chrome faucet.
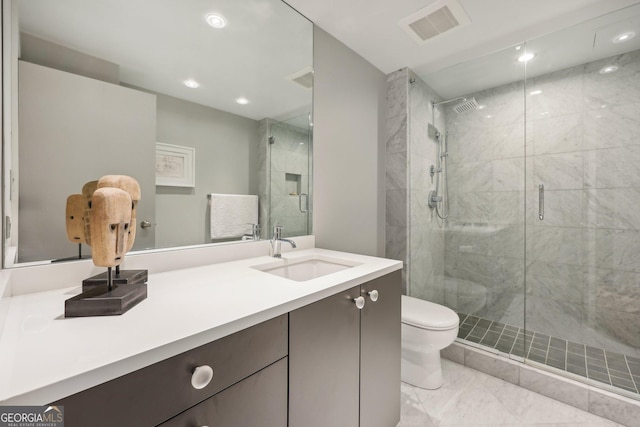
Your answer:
[271,225,296,258]
[243,223,261,241]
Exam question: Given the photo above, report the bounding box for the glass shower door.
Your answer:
[420,44,528,362]
[268,114,312,238]
[523,5,640,397]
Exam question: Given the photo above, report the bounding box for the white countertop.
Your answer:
[0,248,402,405]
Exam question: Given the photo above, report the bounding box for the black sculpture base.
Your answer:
[65,283,147,317]
[82,269,148,292]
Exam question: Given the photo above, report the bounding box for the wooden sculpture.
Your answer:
[89,187,132,275]
[81,180,98,246]
[97,175,141,252]
[59,194,88,261]
[65,176,147,317]
[65,194,85,243]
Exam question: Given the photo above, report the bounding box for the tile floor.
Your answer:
[398,359,624,426]
[457,313,640,395]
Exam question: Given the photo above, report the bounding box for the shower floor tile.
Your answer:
[456,312,640,396]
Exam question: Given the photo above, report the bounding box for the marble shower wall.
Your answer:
[408,71,446,302]
[443,49,640,357]
[269,121,312,238]
[386,69,409,292]
[257,119,270,239]
[385,68,445,296]
[257,119,312,240]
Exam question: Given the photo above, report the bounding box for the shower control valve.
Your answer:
[428,191,442,208]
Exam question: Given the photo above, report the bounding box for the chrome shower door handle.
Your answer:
[299,193,309,213]
[538,184,544,221]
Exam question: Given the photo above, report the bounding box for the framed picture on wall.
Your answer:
[155,142,195,187]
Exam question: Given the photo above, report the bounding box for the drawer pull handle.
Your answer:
[353,296,365,310]
[191,365,214,390]
[367,290,379,302]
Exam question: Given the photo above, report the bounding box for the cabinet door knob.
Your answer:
[191,365,214,389]
[140,220,152,229]
[353,296,365,310]
[367,290,379,302]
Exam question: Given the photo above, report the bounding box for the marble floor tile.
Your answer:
[398,360,624,427]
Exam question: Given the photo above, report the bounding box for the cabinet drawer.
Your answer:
[54,315,288,427]
[160,357,288,427]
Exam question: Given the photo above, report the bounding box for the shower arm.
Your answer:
[432,96,466,107]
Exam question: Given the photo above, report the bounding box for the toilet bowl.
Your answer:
[401,295,459,389]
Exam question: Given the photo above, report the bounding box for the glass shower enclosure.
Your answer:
[261,114,313,239]
[397,3,640,400]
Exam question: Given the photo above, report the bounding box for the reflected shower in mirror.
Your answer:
[3,0,313,266]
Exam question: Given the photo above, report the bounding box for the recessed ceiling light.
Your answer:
[518,52,536,63]
[529,90,542,95]
[236,97,249,105]
[613,31,635,43]
[515,45,522,51]
[184,79,199,88]
[477,104,486,110]
[206,13,226,28]
[599,65,619,74]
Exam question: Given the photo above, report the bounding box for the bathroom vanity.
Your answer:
[0,243,402,427]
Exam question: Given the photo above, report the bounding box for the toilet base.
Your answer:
[401,348,443,390]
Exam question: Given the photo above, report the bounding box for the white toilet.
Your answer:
[401,295,460,389]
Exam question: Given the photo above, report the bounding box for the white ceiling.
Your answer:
[17,0,640,111]
[287,0,640,98]
[18,0,313,122]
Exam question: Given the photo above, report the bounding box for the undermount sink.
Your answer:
[252,255,362,282]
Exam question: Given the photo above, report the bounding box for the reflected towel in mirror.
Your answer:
[209,193,258,239]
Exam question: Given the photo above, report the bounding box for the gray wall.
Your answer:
[18,61,156,262]
[20,32,119,84]
[155,93,259,248]
[312,27,386,257]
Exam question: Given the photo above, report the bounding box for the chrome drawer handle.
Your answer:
[191,365,214,390]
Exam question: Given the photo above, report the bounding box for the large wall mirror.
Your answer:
[2,0,313,267]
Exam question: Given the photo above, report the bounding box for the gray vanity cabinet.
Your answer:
[159,358,288,427]
[289,271,401,427]
[360,271,401,427]
[53,315,287,427]
[289,285,362,427]
[49,271,399,427]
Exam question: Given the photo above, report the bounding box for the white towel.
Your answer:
[209,194,259,239]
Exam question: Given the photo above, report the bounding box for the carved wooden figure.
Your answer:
[65,194,86,243]
[65,182,147,317]
[90,187,132,269]
[82,180,98,246]
[97,175,140,252]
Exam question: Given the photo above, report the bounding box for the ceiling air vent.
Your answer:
[287,67,314,89]
[399,0,471,44]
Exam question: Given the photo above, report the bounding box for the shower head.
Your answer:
[453,97,479,114]
[432,96,480,114]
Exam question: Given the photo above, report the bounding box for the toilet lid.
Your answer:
[401,295,460,330]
